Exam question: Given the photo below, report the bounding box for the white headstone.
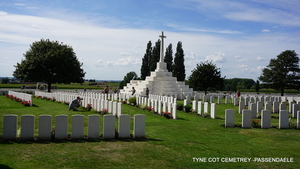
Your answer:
[55,115,68,140]
[225,109,234,127]
[198,101,202,115]
[204,102,208,113]
[118,115,131,138]
[38,115,52,140]
[239,101,245,114]
[20,115,35,140]
[72,115,84,139]
[242,110,252,128]
[211,103,216,119]
[88,115,100,139]
[103,115,115,139]
[292,103,299,118]
[250,103,257,118]
[134,114,146,138]
[3,115,18,140]
[261,110,271,129]
[273,101,279,113]
[279,110,289,129]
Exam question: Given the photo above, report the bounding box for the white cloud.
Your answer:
[256,56,266,61]
[171,0,300,27]
[165,23,243,34]
[0,11,7,16]
[26,7,39,10]
[262,29,270,32]
[107,57,140,66]
[14,3,25,6]
[239,64,248,68]
[205,52,227,63]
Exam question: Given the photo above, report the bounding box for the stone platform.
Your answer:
[121,61,194,98]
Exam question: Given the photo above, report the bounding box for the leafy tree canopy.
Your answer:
[188,60,222,94]
[119,71,138,89]
[173,41,185,81]
[223,78,255,91]
[140,41,152,80]
[258,50,300,96]
[13,39,85,92]
[164,43,173,72]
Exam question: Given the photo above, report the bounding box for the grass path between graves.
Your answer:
[0,96,300,169]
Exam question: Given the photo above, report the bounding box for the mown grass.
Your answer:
[0,96,300,169]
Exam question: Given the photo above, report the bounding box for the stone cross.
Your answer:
[159,31,166,62]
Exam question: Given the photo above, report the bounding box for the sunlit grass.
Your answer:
[0,96,300,169]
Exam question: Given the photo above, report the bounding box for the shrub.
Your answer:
[139,104,147,110]
[129,97,136,105]
[177,103,184,110]
[184,104,192,112]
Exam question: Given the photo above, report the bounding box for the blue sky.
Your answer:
[0,0,299,81]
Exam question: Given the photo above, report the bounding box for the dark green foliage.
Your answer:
[140,41,152,80]
[1,78,10,84]
[255,80,260,93]
[259,50,300,96]
[13,39,85,92]
[164,43,173,72]
[188,60,222,94]
[223,78,256,91]
[176,103,184,110]
[172,41,185,81]
[149,40,160,71]
[128,97,136,105]
[184,104,192,112]
[119,71,138,89]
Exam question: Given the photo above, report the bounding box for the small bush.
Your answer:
[184,104,192,112]
[129,97,136,105]
[177,103,184,110]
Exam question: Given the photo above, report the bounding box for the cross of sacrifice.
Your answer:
[159,31,166,62]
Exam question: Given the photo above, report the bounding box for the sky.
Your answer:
[0,0,299,81]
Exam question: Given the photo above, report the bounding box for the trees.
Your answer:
[119,71,138,89]
[149,40,160,71]
[255,80,260,93]
[259,50,300,96]
[13,39,85,92]
[164,43,173,72]
[188,60,222,94]
[223,78,255,91]
[173,41,185,81]
[140,41,152,80]
[1,78,10,84]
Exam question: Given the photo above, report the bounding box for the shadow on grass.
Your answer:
[0,164,13,169]
[0,137,163,144]
[176,117,189,121]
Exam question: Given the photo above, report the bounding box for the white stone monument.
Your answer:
[121,32,194,98]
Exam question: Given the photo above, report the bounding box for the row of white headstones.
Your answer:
[8,91,32,106]
[2,91,147,140]
[2,114,145,141]
[188,94,300,129]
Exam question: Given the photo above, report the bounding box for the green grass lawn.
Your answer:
[0,96,300,169]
